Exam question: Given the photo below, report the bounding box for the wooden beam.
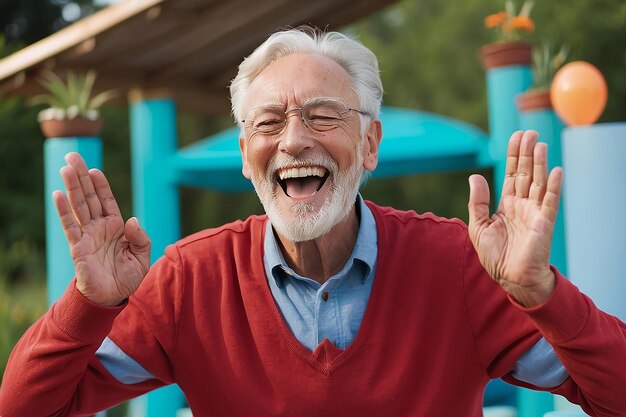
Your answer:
[0,0,400,108]
[0,72,26,96]
[128,84,231,116]
[180,0,399,84]
[149,0,341,83]
[167,0,221,12]
[59,0,224,67]
[173,89,231,116]
[81,68,230,115]
[0,0,166,82]
[99,0,287,71]
[55,10,179,67]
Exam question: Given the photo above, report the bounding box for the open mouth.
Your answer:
[276,166,330,198]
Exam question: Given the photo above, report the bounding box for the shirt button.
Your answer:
[322,291,329,301]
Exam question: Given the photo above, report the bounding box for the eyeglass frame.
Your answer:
[240,97,372,136]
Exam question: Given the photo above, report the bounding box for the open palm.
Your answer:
[468,131,562,307]
[54,152,151,306]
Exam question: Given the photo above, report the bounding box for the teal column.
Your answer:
[562,122,626,321]
[513,110,560,417]
[509,108,558,417]
[517,389,554,417]
[486,65,532,197]
[517,105,568,417]
[519,107,567,274]
[44,137,102,306]
[129,96,185,417]
[485,62,542,415]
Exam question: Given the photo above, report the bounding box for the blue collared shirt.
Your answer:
[263,195,377,350]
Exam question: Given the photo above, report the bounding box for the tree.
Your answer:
[350,0,626,221]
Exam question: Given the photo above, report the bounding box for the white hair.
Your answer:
[229,27,384,128]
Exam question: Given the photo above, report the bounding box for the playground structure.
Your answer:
[38,57,626,417]
[1,1,625,416]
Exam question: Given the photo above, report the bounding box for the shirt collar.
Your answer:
[263,194,378,287]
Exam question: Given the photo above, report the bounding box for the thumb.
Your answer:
[125,217,151,267]
[468,174,491,230]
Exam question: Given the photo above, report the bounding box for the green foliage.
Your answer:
[0,97,46,246]
[1,0,99,49]
[31,70,118,120]
[0,240,47,378]
[531,43,569,91]
[349,0,494,130]
[528,0,626,122]
[0,0,62,46]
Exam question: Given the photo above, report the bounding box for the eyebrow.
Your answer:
[250,96,346,109]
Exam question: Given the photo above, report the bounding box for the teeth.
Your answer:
[278,166,326,180]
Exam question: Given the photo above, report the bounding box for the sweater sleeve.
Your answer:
[505,270,626,417]
[462,236,626,416]
[0,247,184,417]
[0,281,164,417]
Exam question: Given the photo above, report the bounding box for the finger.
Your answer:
[541,167,563,223]
[502,131,524,199]
[53,190,82,246]
[468,174,491,229]
[528,142,548,204]
[514,131,539,198]
[90,168,122,218]
[61,165,91,226]
[65,152,103,220]
[125,217,152,272]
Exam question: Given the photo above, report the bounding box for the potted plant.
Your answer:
[517,43,569,111]
[480,0,535,69]
[31,70,117,138]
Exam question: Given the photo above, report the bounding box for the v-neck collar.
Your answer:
[255,200,387,376]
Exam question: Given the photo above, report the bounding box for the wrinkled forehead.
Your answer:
[244,53,358,111]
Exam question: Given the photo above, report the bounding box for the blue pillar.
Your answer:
[516,105,567,417]
[129,95,185,417]
[562,122,626,321]
[559,122,622,417]
[519,107,567,274]
[485,65,533,197]
[511,107,558,417]
[484,60,545,416]
[517,389,554,417]
[44,137,102,306]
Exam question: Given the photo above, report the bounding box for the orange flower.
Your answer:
[484,11,509,29]
[504,16,535,32]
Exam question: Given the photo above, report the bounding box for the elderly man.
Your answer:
[1,28,625,417]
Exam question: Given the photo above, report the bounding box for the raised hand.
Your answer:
[467,130,563,307]
[54,152,151,306]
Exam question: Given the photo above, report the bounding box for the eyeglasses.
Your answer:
[241,98,371,136]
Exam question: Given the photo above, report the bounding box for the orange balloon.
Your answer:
[550,61,608,126]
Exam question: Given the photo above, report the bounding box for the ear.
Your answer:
[362,119,382,171]
[239,136,252,179]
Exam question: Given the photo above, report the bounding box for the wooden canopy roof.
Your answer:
[0,0,398,115]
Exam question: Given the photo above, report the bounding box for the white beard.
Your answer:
[250,144,363,242]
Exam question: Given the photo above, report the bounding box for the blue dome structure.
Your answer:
[174,106,491,191]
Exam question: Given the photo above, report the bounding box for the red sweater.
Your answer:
[1,202,625,416]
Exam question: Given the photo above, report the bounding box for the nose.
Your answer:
[277,112,314,156]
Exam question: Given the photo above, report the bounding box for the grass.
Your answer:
[0,279,47,376]
[0,239,48,378]
[0,240,131,416]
